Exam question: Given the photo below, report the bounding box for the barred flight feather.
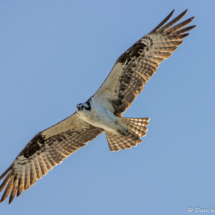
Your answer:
[94,10,195,116]
[0,113,103,203]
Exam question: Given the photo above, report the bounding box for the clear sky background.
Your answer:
[0,1,214,215]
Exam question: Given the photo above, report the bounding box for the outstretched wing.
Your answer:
[0,113,103,204]
[94,9,196,116]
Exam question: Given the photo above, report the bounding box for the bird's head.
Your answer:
[76,100,91,112]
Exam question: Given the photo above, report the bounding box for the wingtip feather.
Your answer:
[0,164,13,181]
[184,9,188,15]
[149,9,175,34]
[192,24,197,29]
[171,9,175,15]
[0,176,14,203]
[9,180,18,204]
[157,9,191,33]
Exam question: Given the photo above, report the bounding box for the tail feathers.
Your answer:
[123,117,149,137]
[106,132,140,152]
[106,117,150,152]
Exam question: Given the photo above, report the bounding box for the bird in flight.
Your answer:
[0,9,195,204]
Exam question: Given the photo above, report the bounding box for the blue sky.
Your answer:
[0,1,214,214]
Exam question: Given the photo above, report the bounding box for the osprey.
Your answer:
[0,9,195,204]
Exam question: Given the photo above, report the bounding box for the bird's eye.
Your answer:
[84,101,91,111]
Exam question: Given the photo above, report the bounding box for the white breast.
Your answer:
[78,97,119,134]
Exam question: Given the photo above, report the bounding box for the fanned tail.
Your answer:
[106,117,150,152]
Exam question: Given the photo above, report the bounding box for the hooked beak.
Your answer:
[76,105,82,111]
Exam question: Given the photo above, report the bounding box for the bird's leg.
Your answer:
[116,122,128,136]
